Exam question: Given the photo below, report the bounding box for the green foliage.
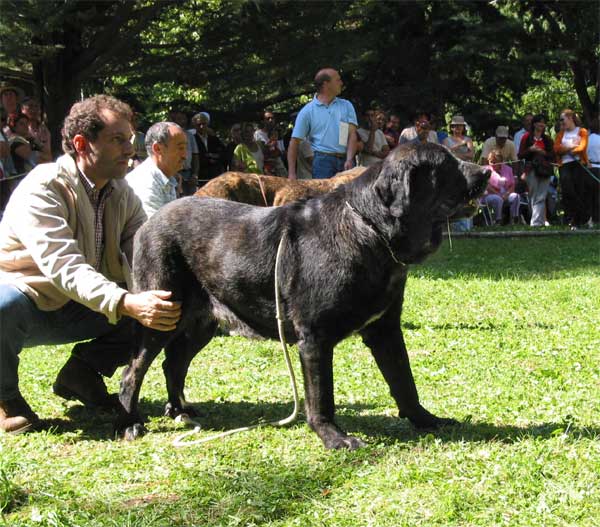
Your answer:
[1,1,596,139]
[2,236,599,526]
[0,463,26,514]
[516,71,583,124]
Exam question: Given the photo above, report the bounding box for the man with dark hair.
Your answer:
[126,121,187,218]
[288,68,358,179]
[254,110,276,144]
[399,111,439,145]
[0,95,181,434]
[21,97,52,161]
[513,112,534,155]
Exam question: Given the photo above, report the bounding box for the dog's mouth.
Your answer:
[448,199,479,220]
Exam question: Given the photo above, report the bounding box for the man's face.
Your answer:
[156,126,188,177]
[14,116,29,136]
[263,112,275,130]
[495,136,507,148]
[388,115,400,131]
[242,124,255,142]
[523,114,533,130]
[195,116,209,136]
[22,100,41,121]
[1,90,18,113]
[82,110,134,181]
[376,112,386,129]
[324,70,343,97]
[230,124,242,143]
[415,118,430,140]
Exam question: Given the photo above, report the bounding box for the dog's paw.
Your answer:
[164,402,199,419]
[122,423,146,441]
[401,406,458,430]
[324,434,366,450]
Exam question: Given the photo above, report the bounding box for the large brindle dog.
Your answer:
[195,167,367,206]
[117,143,489,449]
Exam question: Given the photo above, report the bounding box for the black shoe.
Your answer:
[53,356,117,409]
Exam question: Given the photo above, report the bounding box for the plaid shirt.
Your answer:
[79,171,113,270]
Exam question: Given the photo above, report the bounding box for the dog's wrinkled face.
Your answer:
[375,143,489,261]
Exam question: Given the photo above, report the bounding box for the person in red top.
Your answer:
[553,109,589,229]
[518,114,555,227]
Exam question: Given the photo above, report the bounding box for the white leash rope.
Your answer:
[172,232,300,447]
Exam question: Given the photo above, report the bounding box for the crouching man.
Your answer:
[0,95,181,434]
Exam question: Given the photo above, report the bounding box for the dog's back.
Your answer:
[194,167,369,206]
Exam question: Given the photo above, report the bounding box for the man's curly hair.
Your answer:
[61,95,132,154]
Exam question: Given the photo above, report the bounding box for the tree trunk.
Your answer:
[37,28,83,157]
[570,60,595,128]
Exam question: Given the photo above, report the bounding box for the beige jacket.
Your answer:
[0,154,146,324]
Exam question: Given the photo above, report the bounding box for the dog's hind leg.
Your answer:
[162,318,218,420]
[298,334,365,450]
[115,327,174,440]
[360,305,458,431]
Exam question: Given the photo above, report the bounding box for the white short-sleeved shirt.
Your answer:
[587,133,600,168]
[357,128,388,166]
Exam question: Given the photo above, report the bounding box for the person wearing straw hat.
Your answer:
[443,115,474,161]
[480,125,518,167]
[0,82,25,116]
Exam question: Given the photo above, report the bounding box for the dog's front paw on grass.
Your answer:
[164,401,199,419]
[326,435,367,450]
[401,406,459,431]
[114,416,146,441]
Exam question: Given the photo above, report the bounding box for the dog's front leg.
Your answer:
[361,315,458,430]
[162,320,217,419]
[298,336,365,450]
[115,328,168,440]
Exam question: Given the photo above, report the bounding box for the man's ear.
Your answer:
[72,134,88,155]
[151,142,162,157]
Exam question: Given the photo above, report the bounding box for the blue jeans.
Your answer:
[312,152,347,179]
[0,284,134,399]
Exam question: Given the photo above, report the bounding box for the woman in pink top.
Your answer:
[481,149,520,225]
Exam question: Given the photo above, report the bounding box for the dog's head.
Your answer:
[373,143,489,261]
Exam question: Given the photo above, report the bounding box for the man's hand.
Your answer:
[118,291,182,331]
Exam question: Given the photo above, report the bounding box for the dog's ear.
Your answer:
[374,158,410,218]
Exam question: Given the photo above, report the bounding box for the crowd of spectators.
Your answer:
[1,78,599,229]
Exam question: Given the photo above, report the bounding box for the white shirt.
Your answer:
[561,128,581,164]
[126,157,177,219]
[513,128,527,153]
[587,132,600,167]
[399,126,439,145]
[254,129,269,144]
[357,128,388,166]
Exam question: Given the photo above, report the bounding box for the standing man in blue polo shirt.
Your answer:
[287,68,358,179]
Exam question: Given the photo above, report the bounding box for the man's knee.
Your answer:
[0,285,36,340]
[71,318,137,377]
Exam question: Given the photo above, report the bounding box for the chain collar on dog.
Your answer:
[345,201,405,266]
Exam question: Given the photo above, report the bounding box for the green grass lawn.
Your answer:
[1,235,599,526]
